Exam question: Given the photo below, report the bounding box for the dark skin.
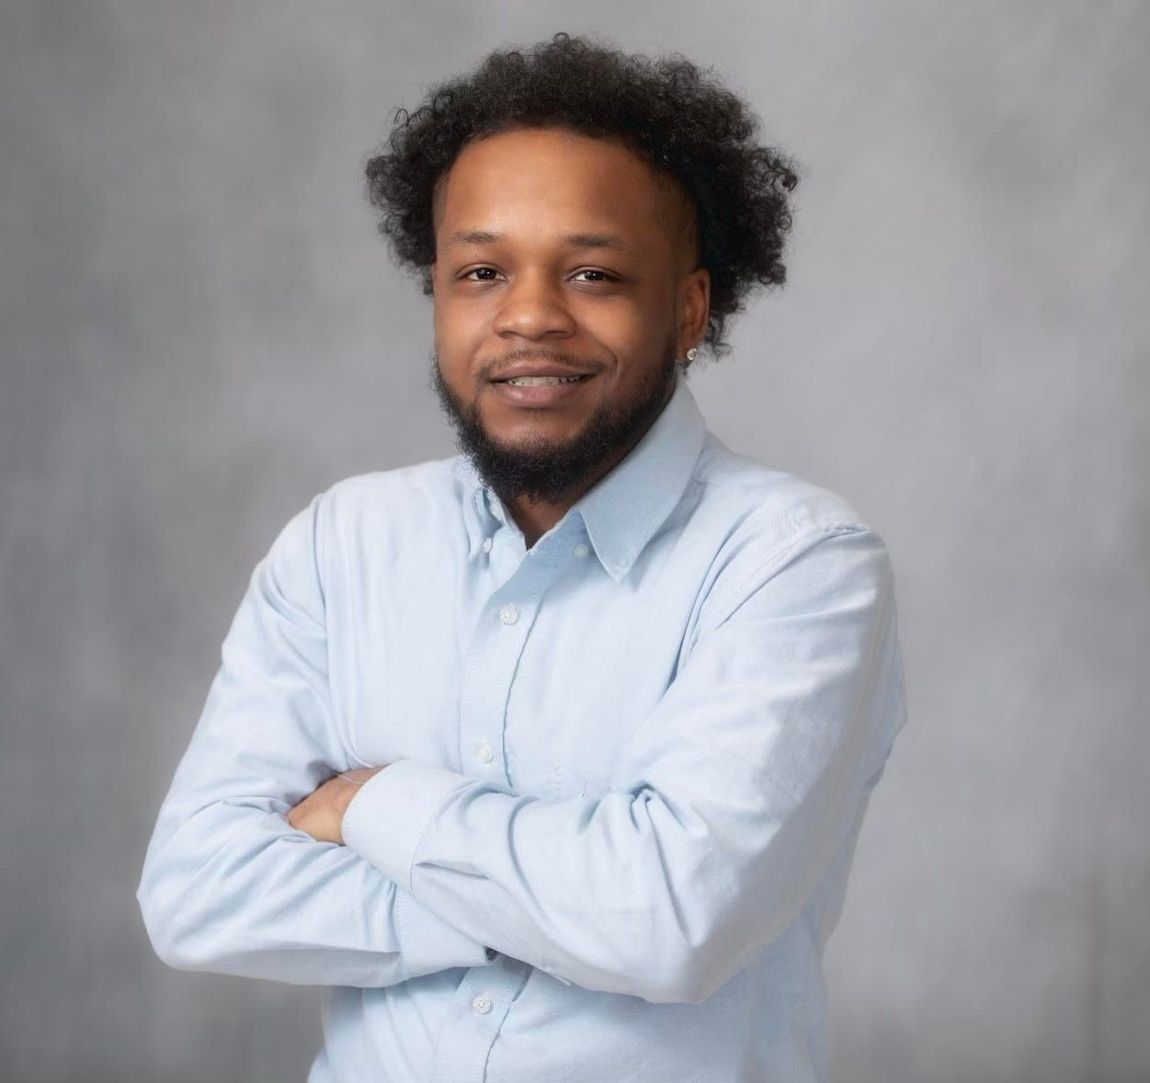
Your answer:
[288,123,710,842]
[432,126,710,546]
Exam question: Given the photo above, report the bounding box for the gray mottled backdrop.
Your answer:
[2,2,1146,1081]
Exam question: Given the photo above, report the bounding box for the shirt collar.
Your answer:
[454,373,706,584]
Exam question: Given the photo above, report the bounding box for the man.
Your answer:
[137,32,908,1083]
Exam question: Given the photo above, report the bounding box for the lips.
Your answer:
[494,374,594,386]
[490,367,597,382]
[489,372,597,407]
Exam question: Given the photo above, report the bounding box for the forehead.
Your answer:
[434,127,676,254]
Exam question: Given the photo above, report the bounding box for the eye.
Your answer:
[461,266,501,282]
[572,269,616,284]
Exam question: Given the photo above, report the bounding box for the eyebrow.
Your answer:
[444,230,630,252]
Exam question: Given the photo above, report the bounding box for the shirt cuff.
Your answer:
[341,758,470,893]
[393,886,498,974]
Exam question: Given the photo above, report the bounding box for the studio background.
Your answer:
[2,2,1146,1081]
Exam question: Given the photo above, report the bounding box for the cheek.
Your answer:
[590,304,664,364]
[433,303,481,370]
[434,293,486,341]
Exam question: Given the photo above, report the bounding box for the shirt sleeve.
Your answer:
[340,522,908,1004]
[135,491,497,987]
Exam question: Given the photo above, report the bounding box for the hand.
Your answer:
[286,766,387,845]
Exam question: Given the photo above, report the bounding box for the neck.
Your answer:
[497,442,620,548]
[501,422,650,548]
[493,372,679,548]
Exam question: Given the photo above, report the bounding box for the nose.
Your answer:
[492,269,577,341]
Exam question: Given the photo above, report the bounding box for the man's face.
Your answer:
[429,125,706,504]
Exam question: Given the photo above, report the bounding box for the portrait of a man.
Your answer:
[6,4,1147,1080]
[135,33,907,1082]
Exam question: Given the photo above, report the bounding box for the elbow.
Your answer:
[138,892,228,975]
[547,933,702,1004]
[583,879,740,1004]
[648,904,805,1004]
[614,964,714,1006]
[136,857,217,973]
[600,933,727,1006]
[143,932,201,974]
[626,908,763,1005]
[638,952,724,1006]
[136,883,195,972]
[634,975,705,1006]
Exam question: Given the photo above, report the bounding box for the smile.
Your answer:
[499,374,591,386]
[489,373,596,406]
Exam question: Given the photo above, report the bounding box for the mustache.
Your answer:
[483,347,602,377]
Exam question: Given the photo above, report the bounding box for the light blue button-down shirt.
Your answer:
[137,373,908,1082]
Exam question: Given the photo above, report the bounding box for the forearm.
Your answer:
[137,493,496,987]
[137,795,495,986]
[340,526,905,1004]
[342,754,875,1004]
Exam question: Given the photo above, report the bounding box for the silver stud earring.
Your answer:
[685,347,698,363]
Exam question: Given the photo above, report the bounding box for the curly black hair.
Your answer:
[364,31,800,361]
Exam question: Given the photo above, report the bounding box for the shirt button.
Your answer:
[476,740,493,764]
[471,993,493,1014]
[573,542,590,559]
[481,537,492,553]
[499,604,519,625]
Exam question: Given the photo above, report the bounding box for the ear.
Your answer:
[677,266,711,357]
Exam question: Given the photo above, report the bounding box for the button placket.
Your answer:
[457,550,561,839]
[430,530,578,1080]
[430,954,531,1082]
[458,561,549,796]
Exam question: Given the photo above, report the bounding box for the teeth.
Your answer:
[505,375,587,386]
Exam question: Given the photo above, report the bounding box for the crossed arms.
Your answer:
[136,494,904,1004]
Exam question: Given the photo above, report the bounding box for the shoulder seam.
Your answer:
[707,520,875,629]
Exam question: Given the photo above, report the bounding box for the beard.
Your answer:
[429,334,680,505]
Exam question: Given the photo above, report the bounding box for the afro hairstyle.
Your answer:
[363,31,800,362]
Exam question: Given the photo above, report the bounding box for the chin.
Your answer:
[483,402,591,431]
[484,423,584,454]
